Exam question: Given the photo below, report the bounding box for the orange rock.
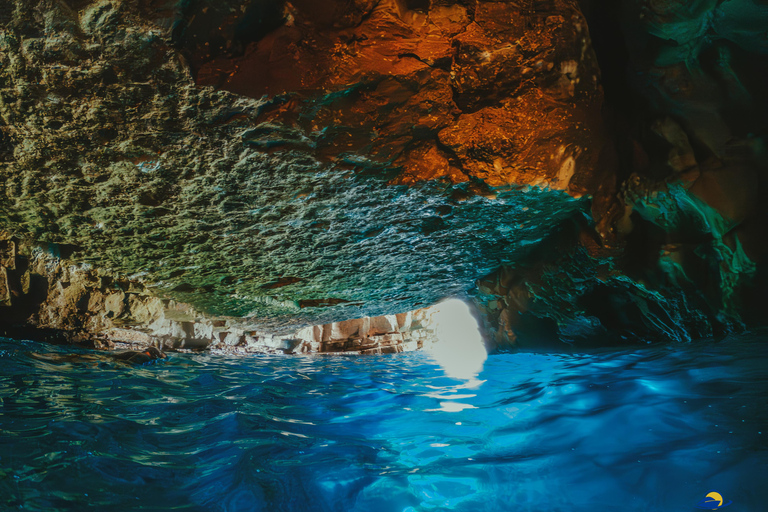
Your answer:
[190,0,610,196]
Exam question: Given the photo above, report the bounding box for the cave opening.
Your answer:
[425,298,488,381]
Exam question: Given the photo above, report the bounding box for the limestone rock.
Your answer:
[0,0,610,332]
[0,267,9,306]
[1,0,766,349]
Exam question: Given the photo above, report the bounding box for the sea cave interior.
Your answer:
[0,0,767,510]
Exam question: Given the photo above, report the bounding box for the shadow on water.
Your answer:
[1,334,767,511]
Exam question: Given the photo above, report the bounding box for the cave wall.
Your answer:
[1,0,766,350]
[0,231,447,354]
[0,0,613,337]
[178,0,610,192]
[475,0,768,349]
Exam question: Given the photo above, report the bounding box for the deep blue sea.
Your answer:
[1,335,767,511]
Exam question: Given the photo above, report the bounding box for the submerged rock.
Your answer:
[27,344,167,366]
[111,346,167,365]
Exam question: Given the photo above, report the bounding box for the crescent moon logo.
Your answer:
[695,491,732,510]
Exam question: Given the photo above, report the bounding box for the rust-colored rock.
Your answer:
[186,0,610,195]
[0,0,612,335]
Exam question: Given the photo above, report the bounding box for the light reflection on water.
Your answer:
[1,335,767,511]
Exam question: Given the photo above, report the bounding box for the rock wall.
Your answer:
[291,306,448,354]
[474,0,768,349]
[1,0,766,350]
[0,0,612,333]
[180,0,609,192]
[0,232,445,353]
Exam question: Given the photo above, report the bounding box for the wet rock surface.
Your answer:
[475,0,768,348]
[1,0,766,349]
[0,232,446,354]
[0,0,609,336]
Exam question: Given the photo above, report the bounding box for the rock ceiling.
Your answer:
[0,0,766,347]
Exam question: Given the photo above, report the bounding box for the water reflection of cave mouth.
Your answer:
[426,298,488,382]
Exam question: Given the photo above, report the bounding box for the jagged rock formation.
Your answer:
[0,232,446,353]
[181,0,609,191]
[291,305,449,354]
[1,0,766,350]
[475,0,768,348]
[0,0,609,334]
[0,231,230,349]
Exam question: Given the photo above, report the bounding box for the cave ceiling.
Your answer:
[0,0,766,341]
[0,0,611,331]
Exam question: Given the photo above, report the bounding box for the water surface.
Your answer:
[1,335,767,511]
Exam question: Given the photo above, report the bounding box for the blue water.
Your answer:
[1,336,767,512]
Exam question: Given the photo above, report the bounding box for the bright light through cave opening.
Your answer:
[426,299,488,381]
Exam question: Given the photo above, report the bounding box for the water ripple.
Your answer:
[1,336,767,511]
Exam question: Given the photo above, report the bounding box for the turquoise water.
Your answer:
[1,336,767,511]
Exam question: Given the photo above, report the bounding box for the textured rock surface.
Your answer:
[291,304,450,354]
[1,0,766,349]
[475,0,768,348]
[0,0,610,335]
[184,0,609,191]
[0,232,449,354]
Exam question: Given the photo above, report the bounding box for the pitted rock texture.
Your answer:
[0,233,441,354]
[182,0,609,191]
[473,0,768,349]
[2,0,766,349]
[0,0,610,333]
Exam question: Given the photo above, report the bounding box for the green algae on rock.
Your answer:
[0,0,606,336]
[1,0,766,349]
